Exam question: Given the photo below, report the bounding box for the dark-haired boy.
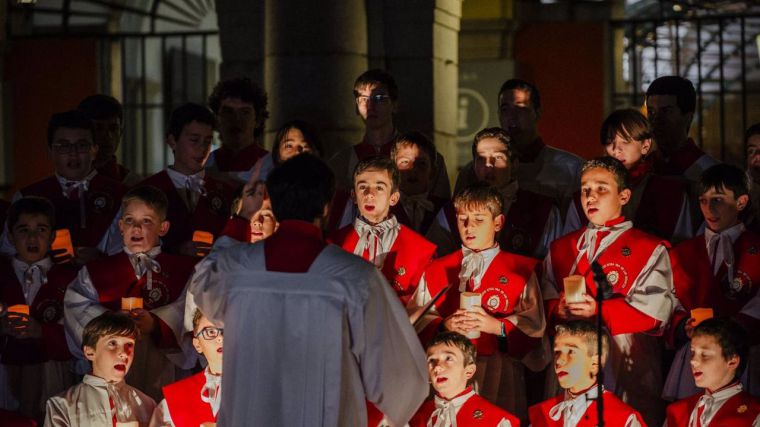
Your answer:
[542,157,677,426]
[408,332,520,427]
[205,77,270,184]
[0,197,79,421]
[328,69,451,200]
[409,183,547,419]
[44,311,156,426]
[0,110,127,262]
[65,186,198,400]
[186,154,427,425]
[77,94,138,186]
[328,157,436,304]
[664,163,760,400]
[665,318,760,426]
[529,321,645,427]
[137,103,235,256]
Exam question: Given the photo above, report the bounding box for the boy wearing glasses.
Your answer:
[0,110,126,263]
[65,186,198,400]
[151,309,222,426]
[137,103,235,257]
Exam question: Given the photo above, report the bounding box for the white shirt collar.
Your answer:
[165,166,205,189]
[11,256,54,304]
[690,382,743,427]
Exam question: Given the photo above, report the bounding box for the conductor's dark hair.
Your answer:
[266,154,335,222]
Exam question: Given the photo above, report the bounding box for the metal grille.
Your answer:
[610,12,760,165]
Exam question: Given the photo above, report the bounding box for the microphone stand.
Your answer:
[590,261,611,427]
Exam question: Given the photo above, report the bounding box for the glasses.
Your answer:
[51,141,93,154]
[355,94,391,106]
[194,327,224,340]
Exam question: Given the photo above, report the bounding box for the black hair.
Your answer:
[82,311,139,350]
[699,163,749,199]
[208,77,269,137]
[646,76,696,114]
[47,110,94,147]
[166,103,216,141]
[693,318,749,377]
[498,79,541,116]
[599,109,653,146]
[353,69,399,101]
[78,94,124,122]
[272,120,323,165]
[471,127,514,163]
[7,196,56,231]
[744,122,760,146]
[266,154,335,222]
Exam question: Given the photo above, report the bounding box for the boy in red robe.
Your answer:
[666,318,760,426]
[542,157,677,426]
[529,320,645,427]
[409,183,547,420]
[664,163,760,400]
[64,186,198,400]
[151,309,222,426]
[328,156,436,304]
[0,197,78,422]
[409,332,519,427]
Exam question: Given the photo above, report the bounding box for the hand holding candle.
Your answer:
[460,292,482,339]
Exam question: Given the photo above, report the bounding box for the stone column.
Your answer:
[264,0,368,155]
[381,0,462,181]
[215,0,265,82]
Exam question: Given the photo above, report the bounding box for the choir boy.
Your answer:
[409,183,547,419]
[666,318,760,426]
[664,163,760,400]
[328,157,436,304]
[541,157,677,426]
[408,331,519,427]
[150,309,222,426]
[529,321,645,427]
[0,197,78,421]
[44,311,156,426]
[64,186,198,400]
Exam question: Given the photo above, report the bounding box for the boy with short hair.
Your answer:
[665,318,760,426]
[44,311,156,426]
[328,156,436,304]
[409,183,547,419]
[663,163,760,400]
[78,94,139,186]
[408,331,519,427]
[65,185,198,400]
[206,77,270,184]
[529,321,645,427]
[541,156,677,426]
[390,131,459,257]
[137,103,235,256]
[1,110,127,262]
[150,309,222,426]
[465,127,560,258]
[0,197,79,421]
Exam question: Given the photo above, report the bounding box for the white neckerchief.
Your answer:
[124,246,162,290]
[200,367,223,416]
[570,219,632,276]
[704,222,745,278]
[12,256,53,305]
[401,193,436,230]
[549,386,600,427]
[166,167,207,210]
[689,382,743,427]
[429,389,476,427]
[353,215,400,268]
[56,169,98,199]
[459,244,499,292]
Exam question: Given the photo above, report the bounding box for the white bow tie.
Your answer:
[201,371,222,416]
[132,253,161,290]
[460,248,486,292]
[353,216,400,268]
[185,175,207,196]
[23,264,48,287]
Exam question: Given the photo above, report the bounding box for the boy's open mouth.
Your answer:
[114,364,127,372]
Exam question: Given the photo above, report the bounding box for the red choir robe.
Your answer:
[328,222,436,304]
[18,174,126,249]
[161,370,217,426]
[543,218,675,426]
[409,388,520,427]
[666,387,760,426]
[529,390,645,427]
[138,170,235,255]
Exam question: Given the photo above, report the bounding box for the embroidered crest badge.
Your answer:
[499,276,508,284]
[397,266,406,276]
[621,246,631,257]
[472,409,484,419]
[738,404,748,414]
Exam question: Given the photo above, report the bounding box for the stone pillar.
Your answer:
[264,0,368,155]
[215,0,265,82]
[381,0,462,181]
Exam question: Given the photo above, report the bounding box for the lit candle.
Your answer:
[690,308,714,327]
[460,292,482,339]
[563,275,586,304]
[121,297,143,311]
[8,304,30,316]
